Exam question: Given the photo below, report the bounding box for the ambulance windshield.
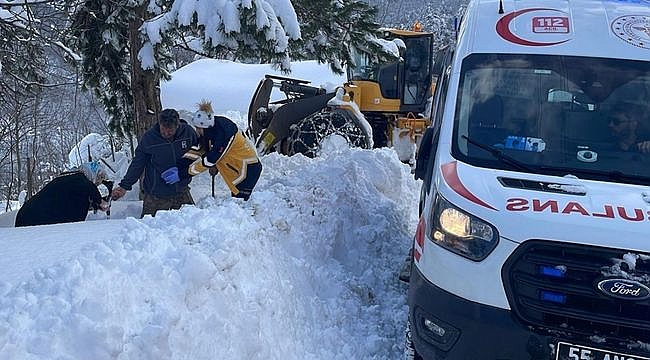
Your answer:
[453,53,650,185]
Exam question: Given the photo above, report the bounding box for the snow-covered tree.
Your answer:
[65,0,386,140]
[290,0,387,74]
[0,1,111,203]
[1,3,50,203]
[65,1,138,138]
[367,0,468,50]
[0,4,46,98]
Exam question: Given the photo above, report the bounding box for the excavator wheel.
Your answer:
[287,109,369,158]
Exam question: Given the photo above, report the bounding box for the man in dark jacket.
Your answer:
[15,161,108,227]
[111,108,199,217]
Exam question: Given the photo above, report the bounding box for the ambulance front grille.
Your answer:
[502,240,650,343]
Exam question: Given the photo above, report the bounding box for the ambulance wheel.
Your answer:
[287,109,369,158]
[405,319,424,360]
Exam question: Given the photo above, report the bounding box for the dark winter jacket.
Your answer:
[15,172,103,227]
[119,122,198,197]
[201,116,240,163]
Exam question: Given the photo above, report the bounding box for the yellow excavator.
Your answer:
[247,23,436,163]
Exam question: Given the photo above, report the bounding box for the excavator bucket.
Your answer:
[246,75,339,155]
[255,92,335,155]
[247,77,274,140]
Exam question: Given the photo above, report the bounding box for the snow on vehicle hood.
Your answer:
[438,160,650,251]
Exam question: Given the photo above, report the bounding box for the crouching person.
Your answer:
[15,161,109,227]
[163,101,262,201]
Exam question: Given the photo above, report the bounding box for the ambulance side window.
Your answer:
[416,48,447,181]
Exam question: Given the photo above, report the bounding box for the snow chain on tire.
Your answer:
[288,110,369,158]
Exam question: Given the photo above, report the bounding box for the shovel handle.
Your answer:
[211,174,215,197]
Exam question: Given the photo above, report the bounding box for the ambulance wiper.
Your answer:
[534,165,650,185]
[462,135,533,172]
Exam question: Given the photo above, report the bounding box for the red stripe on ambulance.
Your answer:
[442,162,498,211]
[413,217,426,263]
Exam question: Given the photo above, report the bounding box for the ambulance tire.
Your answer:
[287,109,369,158]
[405,319,424,360]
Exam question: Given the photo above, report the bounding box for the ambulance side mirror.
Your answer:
[414,127,436,180]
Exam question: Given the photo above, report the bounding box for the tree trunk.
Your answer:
[25,155,33,198]
[13,106,23,200]
[128,4,162,200]
[129,4,162,140]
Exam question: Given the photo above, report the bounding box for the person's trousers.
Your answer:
[141,188,194,217]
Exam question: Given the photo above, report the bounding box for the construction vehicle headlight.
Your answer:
[430,196,499,261]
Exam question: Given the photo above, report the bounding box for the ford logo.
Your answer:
[597,279,650,300]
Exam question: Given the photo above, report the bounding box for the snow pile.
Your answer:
[0,146,420,359]
[68,133,115,168]
[160,59,345,115]
[0,200,19,215]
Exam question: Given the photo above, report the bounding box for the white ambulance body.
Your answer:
[408,0,650,358]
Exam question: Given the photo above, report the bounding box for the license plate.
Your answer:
[556,342,650,360]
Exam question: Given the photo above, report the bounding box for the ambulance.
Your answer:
[407,0,650,358]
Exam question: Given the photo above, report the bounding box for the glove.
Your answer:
[161,166,180,184]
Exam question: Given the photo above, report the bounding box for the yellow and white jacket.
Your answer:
[182,116,261,196]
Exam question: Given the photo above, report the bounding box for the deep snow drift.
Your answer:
[0,59,421,359]
[0,144,420,359]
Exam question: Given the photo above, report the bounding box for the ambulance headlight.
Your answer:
[430,196,499,261]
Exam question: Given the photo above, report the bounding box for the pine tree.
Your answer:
[65,0,389,140]
[291,0,390,74]
[66,1,136,138]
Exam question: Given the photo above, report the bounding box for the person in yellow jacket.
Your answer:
[169,101,262,201]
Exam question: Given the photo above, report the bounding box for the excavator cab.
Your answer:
[346,28,434,111]
[344,27,435,149]
[247,24,436,162]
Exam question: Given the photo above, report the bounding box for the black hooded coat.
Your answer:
[14,172,103,227]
